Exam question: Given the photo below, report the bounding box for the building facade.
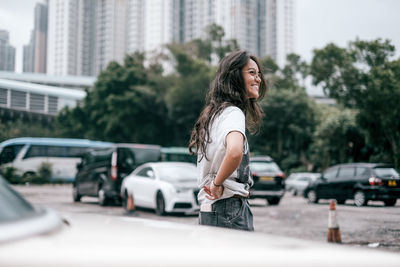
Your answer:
[266,0,295,66]
[0,30,16,72]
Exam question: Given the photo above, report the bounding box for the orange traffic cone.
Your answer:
[327,199,341,243]
[126,194,136,212]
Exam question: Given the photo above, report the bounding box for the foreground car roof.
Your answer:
[1,212,400,266]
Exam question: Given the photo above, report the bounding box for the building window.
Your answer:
[48,96,58,114]
[11,90,27,109]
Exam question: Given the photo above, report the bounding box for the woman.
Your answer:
[189,50,267,231]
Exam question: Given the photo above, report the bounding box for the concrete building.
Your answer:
[0,30,16,72]
[0,78,85,116]
[23,31,35,73]
[47,0,79,76]
[266,0,295,66]
[95,0,128,74]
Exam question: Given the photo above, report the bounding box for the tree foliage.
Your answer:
[311,39,400,167]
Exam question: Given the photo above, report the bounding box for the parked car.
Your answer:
[3,175,400,266]
[249,155,286,205]
[285,172,320,196]
[303,163,400,207]
[73,143,162,206]
[121,162,199,215]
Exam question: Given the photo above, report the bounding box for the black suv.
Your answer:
[249,156,286,205]
[73,143,162,206]
[304,163,400,207]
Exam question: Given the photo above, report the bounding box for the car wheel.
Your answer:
[267,197,281,205]
[155,191,166,216]
[307,190,318,203]
[98,186,108,206]
[72,184,81,202]
[353,190,367,207]
[384,199,397,206]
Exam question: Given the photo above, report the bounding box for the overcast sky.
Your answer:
[1,0,400,74]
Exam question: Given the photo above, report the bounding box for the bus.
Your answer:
[0,137,112,182]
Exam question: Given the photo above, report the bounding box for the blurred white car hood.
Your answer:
[1,212,400,267]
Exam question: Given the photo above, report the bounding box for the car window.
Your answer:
[249,161,281,172]
[337,167,355,178]
[323,168,338,179]
[0,144,24,164]
[355,167,369,178]
[157,164,197,182]
[373,167,400,178]
[129,147,161,165]
[136,167,154,178]
[0,178,37,223]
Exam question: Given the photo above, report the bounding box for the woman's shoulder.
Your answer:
[221,106,245,117]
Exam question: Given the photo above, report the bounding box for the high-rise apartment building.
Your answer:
[44,0,294,77]
[23,1,48,73]
[95,0,128,74]
[266,0,295,66]
[47,0,79,76]
[0,30,16,71]
[126,0,174,55]
[23,31,35,72]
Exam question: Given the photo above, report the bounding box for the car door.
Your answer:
[132,166,157,208]
[317,167,338,199]
[335,166,356,199]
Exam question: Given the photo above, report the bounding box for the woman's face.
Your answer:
[242,59,261,99]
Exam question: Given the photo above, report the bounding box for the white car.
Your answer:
[120,162,199,215]
[285,172,320,196]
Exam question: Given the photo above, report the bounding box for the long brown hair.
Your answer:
[189,50,268,160]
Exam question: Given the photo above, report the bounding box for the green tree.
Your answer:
[310,39,400,167]
[309,106,368,171]
[251,89,319,172]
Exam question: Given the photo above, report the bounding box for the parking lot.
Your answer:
[14,183,400,253]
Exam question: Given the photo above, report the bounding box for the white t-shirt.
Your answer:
[197,106,253,206]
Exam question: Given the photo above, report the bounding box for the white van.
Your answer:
[0,137,112,182]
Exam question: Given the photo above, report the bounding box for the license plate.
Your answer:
[260,176,274,181]
[388,180,397,186]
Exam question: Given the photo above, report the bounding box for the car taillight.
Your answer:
[111,151,117,181]
[276,172,286,179]
[369,177,383,186]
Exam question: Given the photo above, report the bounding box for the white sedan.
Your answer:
[120,162,199,215]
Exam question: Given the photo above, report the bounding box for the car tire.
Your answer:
[98,186,108,206]
[384,199,397,206]
[292,190,298,196]
[354,190,367,207]
[307,190,318,203]
[267,197,281,205]
[155,191,166,216]
[72,184,81,202]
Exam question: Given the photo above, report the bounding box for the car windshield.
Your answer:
[157,165,198,182]
[129,147,161,165]
[373,167,399,178]
[0,177,37,223]
[250,161,281,172]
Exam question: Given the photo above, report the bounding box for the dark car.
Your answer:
[73,143,162,206]
[249,156,286,205]
[304,163,400,207]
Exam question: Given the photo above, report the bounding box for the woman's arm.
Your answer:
[203,131,244,200]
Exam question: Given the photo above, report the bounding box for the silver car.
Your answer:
[285,172,320,196]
